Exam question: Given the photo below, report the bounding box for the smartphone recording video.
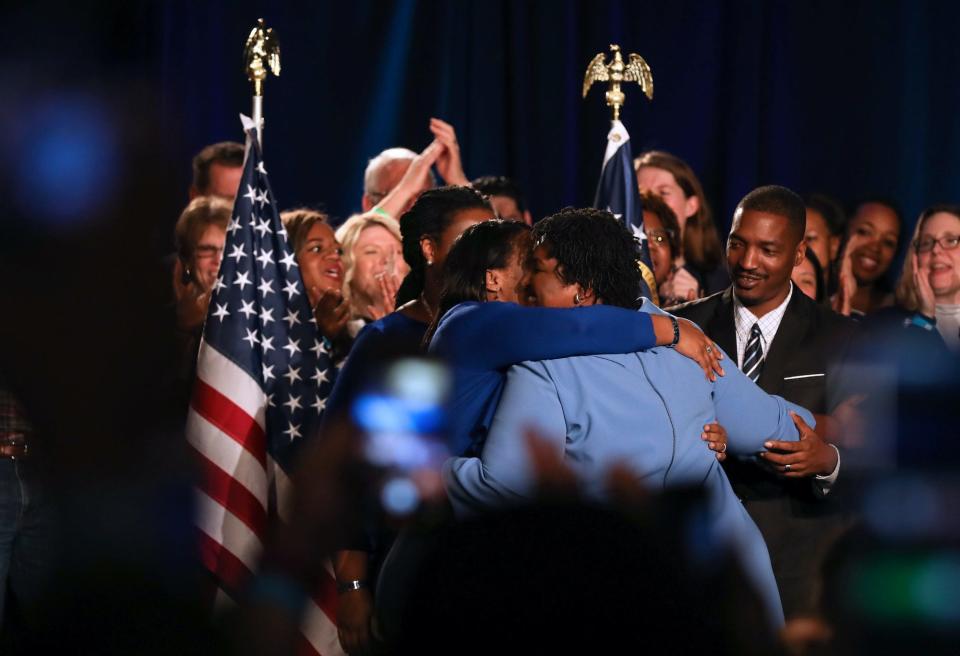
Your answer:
[351,357,452,516]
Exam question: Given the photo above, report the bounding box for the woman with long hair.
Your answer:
[635,150,725,297]
[832,200,902,316]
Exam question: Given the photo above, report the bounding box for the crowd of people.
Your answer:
[169,119,957,654]
[3,116,957,654]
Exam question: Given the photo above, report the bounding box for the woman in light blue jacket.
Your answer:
[444,208,815,629]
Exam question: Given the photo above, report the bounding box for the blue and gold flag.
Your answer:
[593,120,659,305]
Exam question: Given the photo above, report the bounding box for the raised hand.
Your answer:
[375,140,443,219]
[429,117,469,186]
[832,234,864,316]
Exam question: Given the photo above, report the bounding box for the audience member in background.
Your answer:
[671,185,860,626]
[335,212,409,325]
[441,207,815,630]
[843,205,960,477]
[360,118,468,215]
[159,141,242,307]
[361,147,431,214]
[171,196,231,407]
[424,219,723,458]
[804,193,846,292]
[635,150,726,296]
[321,186,494,655]
[833,199,902,316]
[792,247,825,303]
[280,209,352,360]
[0,380,54,646]
[470,175,533,225]
[189,141,244,200]
[640,191,686,306]
[893,205,960,352]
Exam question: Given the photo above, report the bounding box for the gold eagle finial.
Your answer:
[582,44,653,120]
[244,18,281,97]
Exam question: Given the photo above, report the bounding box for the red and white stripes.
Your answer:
[188,339,344,656]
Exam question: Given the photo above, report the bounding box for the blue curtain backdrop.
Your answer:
[5,1,957,245]
[154,0,960,243]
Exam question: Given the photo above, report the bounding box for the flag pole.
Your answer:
[244,18,281,148]
[583,44,660,305]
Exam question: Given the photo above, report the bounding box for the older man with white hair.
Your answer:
[361,118,469,217]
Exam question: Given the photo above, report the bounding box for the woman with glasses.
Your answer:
[170,197,231,411]
[893,205,960,351]
[640,191,686,307]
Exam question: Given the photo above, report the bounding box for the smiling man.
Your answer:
[671,185,860,622]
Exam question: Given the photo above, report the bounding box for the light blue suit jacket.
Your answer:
[443,304,814,628]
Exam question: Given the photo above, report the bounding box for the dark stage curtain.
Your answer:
[156,1,960,241]
[8,1,957,255]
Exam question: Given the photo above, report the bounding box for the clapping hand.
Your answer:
[429,117,469,186]
[911,250,937,318]
[173,259,210,331]
[367,271,401,321]
[832,233,865,316]
[312,287,350,342]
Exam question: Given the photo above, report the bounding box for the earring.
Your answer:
[573,292,582,305]
[426,259,434,266]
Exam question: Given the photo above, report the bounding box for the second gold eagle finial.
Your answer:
[582,44,653,120]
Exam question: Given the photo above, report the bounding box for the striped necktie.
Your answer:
[742,323,764,382]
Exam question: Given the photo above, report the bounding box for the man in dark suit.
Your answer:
[672,185,859,620]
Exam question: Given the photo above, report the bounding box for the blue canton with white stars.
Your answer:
[593,125,656,301]
[204,128,335,466]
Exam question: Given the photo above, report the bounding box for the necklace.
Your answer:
[419,292,436,322]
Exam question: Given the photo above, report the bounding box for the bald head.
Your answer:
[362,147,436,212]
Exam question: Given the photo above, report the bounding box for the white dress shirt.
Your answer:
[733,283,794,369]
[731,283,840,490]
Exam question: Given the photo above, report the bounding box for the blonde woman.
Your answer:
[335,212,409,323]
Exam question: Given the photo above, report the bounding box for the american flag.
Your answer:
[186,116,344,655]
[593,119,659,305]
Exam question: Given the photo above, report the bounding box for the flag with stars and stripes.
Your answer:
[593,119,659,305]
[186,115,343,656]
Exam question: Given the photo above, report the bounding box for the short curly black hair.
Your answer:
[531,207,643,310]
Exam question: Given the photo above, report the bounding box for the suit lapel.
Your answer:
[757,290,811,395]
[707,287,738,360]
